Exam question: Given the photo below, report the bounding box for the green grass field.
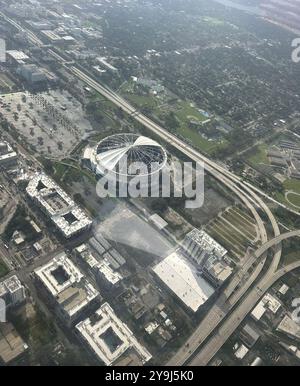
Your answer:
[175,124,227,154]
[284,179,300,193]
[175,101,208,123]
[119,83,228,155]
[126,93,158,110]
[286,192,300,208]
[248,144,269,165]
[273,179,300,211]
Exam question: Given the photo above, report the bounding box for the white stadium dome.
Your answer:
[90,133,167,179]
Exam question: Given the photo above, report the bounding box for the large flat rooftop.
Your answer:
[153,251,215,312]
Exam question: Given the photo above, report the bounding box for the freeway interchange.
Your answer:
[1,11,300,366]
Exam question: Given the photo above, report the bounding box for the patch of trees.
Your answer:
[4,205,39,243]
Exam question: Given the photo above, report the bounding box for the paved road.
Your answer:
[254,229,300,262]
[186,231,300,365]
[69,66,287,366]
[189,258,300,365]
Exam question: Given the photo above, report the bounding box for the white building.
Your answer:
[182,229,228,265]
[6,50,30,65]
[75,244,122,288]
[0,142,18,168]
[277,315,300,339]
[0,276,26,307]
[26,173,92,239]
[251,293,281,321]
[278,284,289,295]
[202,256,233,287]
[76,303,152,366]
[96,57,118,73]
[153,252,215,312]
[234,343,249,360]
[34,253,99,325]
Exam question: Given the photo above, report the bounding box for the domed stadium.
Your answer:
[89,133,167,179]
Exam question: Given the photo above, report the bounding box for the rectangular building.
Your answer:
[26,173,92,239]
[0,275,26,308]
[75,244,122,288]
[153,252,215,312]
[182,229,227,265]
[202,256,233,287]
[0,142,18,168]
[76,303,152,366]
[251,292,281,321]
[0,323,28,364]
[17,64,47,84]
[34,253,99,325]
[6,50,30,65]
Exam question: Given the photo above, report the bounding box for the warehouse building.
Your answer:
[276,315,300,339]
[26,173,92,239]
[76,302,152,366]
[153,252,215,313]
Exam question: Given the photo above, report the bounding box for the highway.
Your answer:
[175,230,300,366]
[190,255,300,366]
[70,66,289,366]
[254,229,300,261]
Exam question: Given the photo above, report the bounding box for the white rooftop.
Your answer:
[183,229,228,259]
[279,284,289,295]
[149,214,168,230]
[26,173,92,238]
[153,252,215,312]
[234,344,249,360]
[76,303,152,366]
[277,315,300,339]
[34,253,83,297]
[0,275,25,299]
[35,253,99,319]
[7,50,29,61]
[76,244,122,285]
[251,293,281,321]
[95,135,162,172]
[251,301,266,321]
[263,293,281,314]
